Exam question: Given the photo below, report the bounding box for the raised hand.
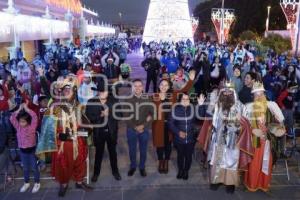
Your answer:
[146,115,152,122]
[17,83,25,93]
[37,68,45,77]
[188,70,196,81]
[197,94,206,106]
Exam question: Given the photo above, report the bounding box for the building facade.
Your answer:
[0,0,115,61]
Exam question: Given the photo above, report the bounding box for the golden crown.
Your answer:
[56,75,78,89]
[251,82,265,93]
[224,81,235,89]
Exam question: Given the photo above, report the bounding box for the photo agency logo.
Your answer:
[49,74,257,128]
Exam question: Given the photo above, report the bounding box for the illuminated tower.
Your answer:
[143,0,194,43]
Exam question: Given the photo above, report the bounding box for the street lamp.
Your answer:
[119,12,122,31]
[296,2,300,56]
[220,0,225,44]
[265,6,271,37]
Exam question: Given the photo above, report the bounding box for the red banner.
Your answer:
[281,3,299,51]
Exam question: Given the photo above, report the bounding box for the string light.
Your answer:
[143,0,194,43]
[280,0,300,52]
[211,8,235,43]
[86,24,116,36]
[0,11,69,42]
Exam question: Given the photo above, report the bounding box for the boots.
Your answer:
[182,170,189,180]
[209,184,221,191]
[226,185,235,194]
[163,160,169,174]
[158,160,164,174]
[176,170,184,179]
[58,184,68,197]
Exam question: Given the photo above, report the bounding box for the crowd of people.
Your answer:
[0,36,299,197]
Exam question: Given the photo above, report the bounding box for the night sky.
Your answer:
[82,0,204,26]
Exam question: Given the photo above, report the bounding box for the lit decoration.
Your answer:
[42,6,52,19]
[143,0,194,43]
[211,8,235,43]
[65,8,74,42]
[82,6,98,17]
[46,0,82,14]
[0,11,69,43]
[86,24,116,36]
[3,0,18,14]
[280,0,300,52]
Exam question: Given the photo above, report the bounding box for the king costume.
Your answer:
[36,75,92,197]
[203,83,254,193]
[244,82,285,192]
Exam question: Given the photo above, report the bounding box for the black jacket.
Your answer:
[141,58,160,75]
[85,96,121,144]
[103,64,120,79]
[238,85,254,104]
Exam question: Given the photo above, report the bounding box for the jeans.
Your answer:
[175,143,195,171]
[19,150,40,183]
[127,128,149,169]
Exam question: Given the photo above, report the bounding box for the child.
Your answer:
[10,103,40,193]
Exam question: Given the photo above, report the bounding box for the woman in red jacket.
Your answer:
[277,81,298,154]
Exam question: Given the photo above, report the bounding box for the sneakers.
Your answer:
[32,183,41,193]
[20,183,41,193]
[20,183,30,193]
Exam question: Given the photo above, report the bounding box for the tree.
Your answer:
[193,0,287,37]
[239,30,259,41]
[261,34,292,54]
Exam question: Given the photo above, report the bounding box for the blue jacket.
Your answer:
[168,104,205,144]
[162,57,179,74]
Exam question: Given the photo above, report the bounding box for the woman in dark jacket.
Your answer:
[168,92,205,180]
[152,71,195,174]
[85,85,122,182]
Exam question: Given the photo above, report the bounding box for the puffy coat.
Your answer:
[168,104,205,144]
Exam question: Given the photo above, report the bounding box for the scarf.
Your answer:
[251,96,268,148]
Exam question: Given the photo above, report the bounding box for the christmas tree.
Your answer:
[143,0,194,43]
